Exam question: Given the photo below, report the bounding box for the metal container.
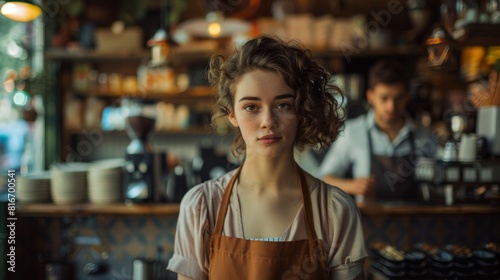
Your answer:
[132,258,153,280]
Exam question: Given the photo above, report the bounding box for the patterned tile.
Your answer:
[362,214,500,251]
[19,213,500,280]
[411,216,438,244]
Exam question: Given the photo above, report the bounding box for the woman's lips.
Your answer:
[258,135,281,144]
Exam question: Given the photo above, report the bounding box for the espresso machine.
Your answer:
[414,112,500,205]
[122,99,167,203]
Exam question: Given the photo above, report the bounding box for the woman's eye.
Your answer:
[276,103,292,110]
[243,104,257,111]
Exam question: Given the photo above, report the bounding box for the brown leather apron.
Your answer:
[208,166,329,280]
[367,128,418,202]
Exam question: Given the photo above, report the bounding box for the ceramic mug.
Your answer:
[459,134,477,162]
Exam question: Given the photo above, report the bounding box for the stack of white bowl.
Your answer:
[50,163,88,204]
[17,172,51,203]
[87,158,123,204]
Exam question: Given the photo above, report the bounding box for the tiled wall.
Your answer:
[362,214,500,250]
[16,212,500,280]
[17,215,179,280]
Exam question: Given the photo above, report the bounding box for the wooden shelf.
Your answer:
[312,45,426,59]
[357,202,500,215]
[71,86,216,103]
[46,49,151,61]
[17,201,499,217]
[45,47,215,63]
[46,45,426,63]
[67,126,219,137]
[455,23,500,47]
[17,203,180,217]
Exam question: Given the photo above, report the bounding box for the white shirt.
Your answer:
[318,110,440,179]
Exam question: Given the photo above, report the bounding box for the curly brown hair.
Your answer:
[208,35,345,159]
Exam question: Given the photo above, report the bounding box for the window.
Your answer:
[0,15,44,181]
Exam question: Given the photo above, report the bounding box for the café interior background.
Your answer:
[0,0,500,279]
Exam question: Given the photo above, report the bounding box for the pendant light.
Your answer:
[1,0,42,22]
[174,11,250,40]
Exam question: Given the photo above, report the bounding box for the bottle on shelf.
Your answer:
[137,29,177,94]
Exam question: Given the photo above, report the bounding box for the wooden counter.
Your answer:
[16,202,180,217]
[15,201,500,280]
[357,202,500,215]
[16,201,499,217]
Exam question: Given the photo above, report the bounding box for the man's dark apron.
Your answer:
[367,128,418,201]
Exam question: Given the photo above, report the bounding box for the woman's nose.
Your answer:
[260,109,277,128]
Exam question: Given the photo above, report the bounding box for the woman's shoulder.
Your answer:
[314,179,359,212]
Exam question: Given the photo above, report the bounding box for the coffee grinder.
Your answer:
[122,98,167,203]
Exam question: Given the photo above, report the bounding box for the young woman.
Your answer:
[167,36,367,280]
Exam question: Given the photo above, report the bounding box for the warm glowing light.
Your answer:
[208,22,222,38]
[1,2,42,22]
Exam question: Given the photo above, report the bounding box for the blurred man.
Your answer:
[318,60,439,202]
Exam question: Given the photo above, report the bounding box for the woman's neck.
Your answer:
[238,154,299,193]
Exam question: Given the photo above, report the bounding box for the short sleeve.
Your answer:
[167,186,210,280]
[327,188,367,279]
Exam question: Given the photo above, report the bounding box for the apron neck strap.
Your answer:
[213,164,318,240]
[214,167,241,235]
[297,166,317,240]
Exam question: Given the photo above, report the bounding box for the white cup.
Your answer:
[459,134,477,162]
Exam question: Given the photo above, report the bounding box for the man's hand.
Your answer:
[343,176,375,195]
[322,175,375,196]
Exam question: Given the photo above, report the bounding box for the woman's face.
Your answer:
[229,69,298,158]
